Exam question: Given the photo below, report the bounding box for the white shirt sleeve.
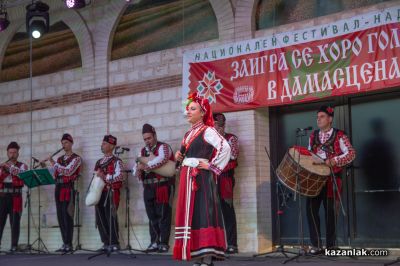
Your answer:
[106,160,124,182]
[53,157,82,176]
[333,135,356,167]
[146,144,172,170]
[10,163,28,175]
[204,127,231,175]
[228,135,239,160]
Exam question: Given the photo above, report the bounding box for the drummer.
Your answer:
[306,105,355,254]
[135,124,175,253]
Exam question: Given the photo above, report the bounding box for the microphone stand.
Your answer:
[253,147,297,258]
[116,147,146,254]
[283,128,333,264]
[88,149,135,259]
[120,169,146,254]
[70,176,96,254]
[322,148,356,260]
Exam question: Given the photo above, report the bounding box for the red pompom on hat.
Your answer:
[318,105,334,117]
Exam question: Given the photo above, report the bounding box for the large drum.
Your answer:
[137,154,176,177]
[85,175,105,206]
[276,147,330,197]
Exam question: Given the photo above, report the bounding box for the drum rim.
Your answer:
[276,151,327,197]
[288,147,331,176]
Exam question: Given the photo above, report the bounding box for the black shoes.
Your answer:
[55,244,72,253]
[96,244,120,252]
[108,244,120,252]
[146,243,158,252]
[226,246,238,254]
[308,246,323,255]
[158,244,169,253]
[96,244,107,252]
[55,245,66,252]
[63,244,72,253]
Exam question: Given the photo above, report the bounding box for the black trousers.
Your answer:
[55,185,74,246]
[143,183,173,246]
[218,173,238,248]
[306,185,336,248]
[220,196,238,248]
[0,192,21,247]
[95,190,119,246]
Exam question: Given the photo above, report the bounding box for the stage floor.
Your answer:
[0,252,397,266]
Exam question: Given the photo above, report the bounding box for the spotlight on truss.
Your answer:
[0,12,10,32]
[64,0,87,9]
[0,1,10,32]
[26,1,50,39]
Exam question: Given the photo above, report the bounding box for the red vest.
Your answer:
[55,153,81,184]
[0,161,25,212]
[0,161,25,189]
[309,128,345,198]
[309,128,345,174]
[95,156,123,190]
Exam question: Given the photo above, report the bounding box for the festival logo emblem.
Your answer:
[233,86,255,104]
[196,71,223,104]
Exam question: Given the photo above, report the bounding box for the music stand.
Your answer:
[19,168,54,254]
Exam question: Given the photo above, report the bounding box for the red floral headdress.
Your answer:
[185,92,214,127]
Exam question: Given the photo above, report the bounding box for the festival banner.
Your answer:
[182,6,400,112]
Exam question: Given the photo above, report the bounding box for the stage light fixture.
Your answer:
[0,0,9,32]
[26,1,49,39]
[65,0,86,9]
[30,19,46,38]
[0,12,9,32]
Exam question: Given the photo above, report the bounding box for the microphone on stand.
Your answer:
[296,126,313,132]
[115,146,130,155]
[176,145,186,168]
[115,146,130,151]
